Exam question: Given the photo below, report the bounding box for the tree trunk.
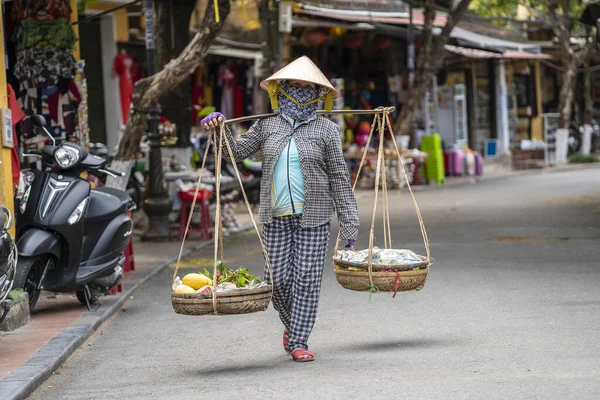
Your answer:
[155,0,196,148]
[583,33,594,125]
[558,58,577,129]
[114,0,231,162]
[393,0,472,140]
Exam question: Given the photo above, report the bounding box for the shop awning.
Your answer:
[296,5,448,26]
[449,27,542,53]
[502,50,553,60]
[207,46,262,60]
[444,45,502,59]
[444,45,553,60]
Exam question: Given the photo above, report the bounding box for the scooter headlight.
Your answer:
[20,186,31,214]
[54,145,81,169]
[68,198,88,225]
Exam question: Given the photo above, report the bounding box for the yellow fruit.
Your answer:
[182,273,213,290]
[175,284,196,294]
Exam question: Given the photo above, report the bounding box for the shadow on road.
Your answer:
[180,358,285,377]
[338,337,464,353]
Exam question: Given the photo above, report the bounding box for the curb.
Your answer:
[0,224,256,400]
[406,162,600,192]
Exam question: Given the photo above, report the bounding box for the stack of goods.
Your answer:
[443,148,484,177]
[333,247,431,295]
[159,118,178,147]
[10,0,81,147]
[335,247,425,270]
[420,134,445,184]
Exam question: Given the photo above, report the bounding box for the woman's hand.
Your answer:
[201,112,225,129]
[345,239,355,250]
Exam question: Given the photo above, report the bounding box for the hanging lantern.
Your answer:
[344,35,362,48]
[375,35,392,49]
[330,26,347,37]
[304,29,326,47]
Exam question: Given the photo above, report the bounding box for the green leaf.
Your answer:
[249,277,263,287]
[216,261,229,276]
[201,269,213,279]
[8,289,24,300]
[236,276,247,287]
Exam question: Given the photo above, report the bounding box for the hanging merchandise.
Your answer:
[12,0,72,22]
[7,84,25,188]
[13,48,77,86]
[114,50,135,125]
[76,61,91,148]
[11,0,80,145]
[13,17,78,50]
[218,63,235,119]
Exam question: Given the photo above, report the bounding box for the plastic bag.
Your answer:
[172,276,183,291]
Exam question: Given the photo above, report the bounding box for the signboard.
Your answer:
[279,2,292,33]
[1,109,13,149]
[453,84,468,145]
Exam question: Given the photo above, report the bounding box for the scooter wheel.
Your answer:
[13,255,48,311]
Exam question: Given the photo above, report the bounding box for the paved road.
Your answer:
[31,167,600,399]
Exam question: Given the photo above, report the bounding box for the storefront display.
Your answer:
[9,0,81,148]
[191,57,259,128]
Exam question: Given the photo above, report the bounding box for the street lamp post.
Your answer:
[142,0,173,241]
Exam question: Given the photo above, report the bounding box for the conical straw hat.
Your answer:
[260,56,341,98]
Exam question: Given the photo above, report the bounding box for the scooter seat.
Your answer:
[87,187,130,222]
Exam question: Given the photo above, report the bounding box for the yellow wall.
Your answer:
[87,2,130,42]
[530,61,543,141]
[0,13,14,235]
[70,0,80,60]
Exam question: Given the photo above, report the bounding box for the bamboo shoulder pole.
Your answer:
[222,107,396,126]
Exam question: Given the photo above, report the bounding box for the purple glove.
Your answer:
[201,112,225,128]
[345,239,355,249]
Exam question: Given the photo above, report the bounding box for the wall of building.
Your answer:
[0,13,14,235]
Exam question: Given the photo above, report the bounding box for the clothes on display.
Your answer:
[13,17,77,50]
[13,47,77,86]
[114,51,135,125]
[12,0,71,22]
[7,84,25,188]
[191,58,259,126]
[10,0,81,145]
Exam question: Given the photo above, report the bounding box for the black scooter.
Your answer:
[0,203,17,325]
[14,115,134,311]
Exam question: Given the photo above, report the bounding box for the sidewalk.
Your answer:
[0,207,256,400]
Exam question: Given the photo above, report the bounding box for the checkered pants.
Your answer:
[262,215,331,352]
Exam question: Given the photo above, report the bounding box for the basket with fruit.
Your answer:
[171,261,272,316]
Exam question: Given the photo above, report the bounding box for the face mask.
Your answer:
[277,81,319,121]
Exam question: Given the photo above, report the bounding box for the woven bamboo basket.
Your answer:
[334,268,428,292]
[171,285,272,316]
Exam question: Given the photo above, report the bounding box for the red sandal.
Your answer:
[292,349,315,362]
[283,330,291,354]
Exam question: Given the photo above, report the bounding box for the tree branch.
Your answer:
[115,0,231,161]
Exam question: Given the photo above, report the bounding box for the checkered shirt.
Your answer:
[224,115,359,240]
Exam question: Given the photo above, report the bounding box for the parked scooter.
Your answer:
[0,203,17,325]
[14,115,135,311]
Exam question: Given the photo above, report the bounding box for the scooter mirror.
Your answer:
[32,114,47,128]
[31,114,55,146]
